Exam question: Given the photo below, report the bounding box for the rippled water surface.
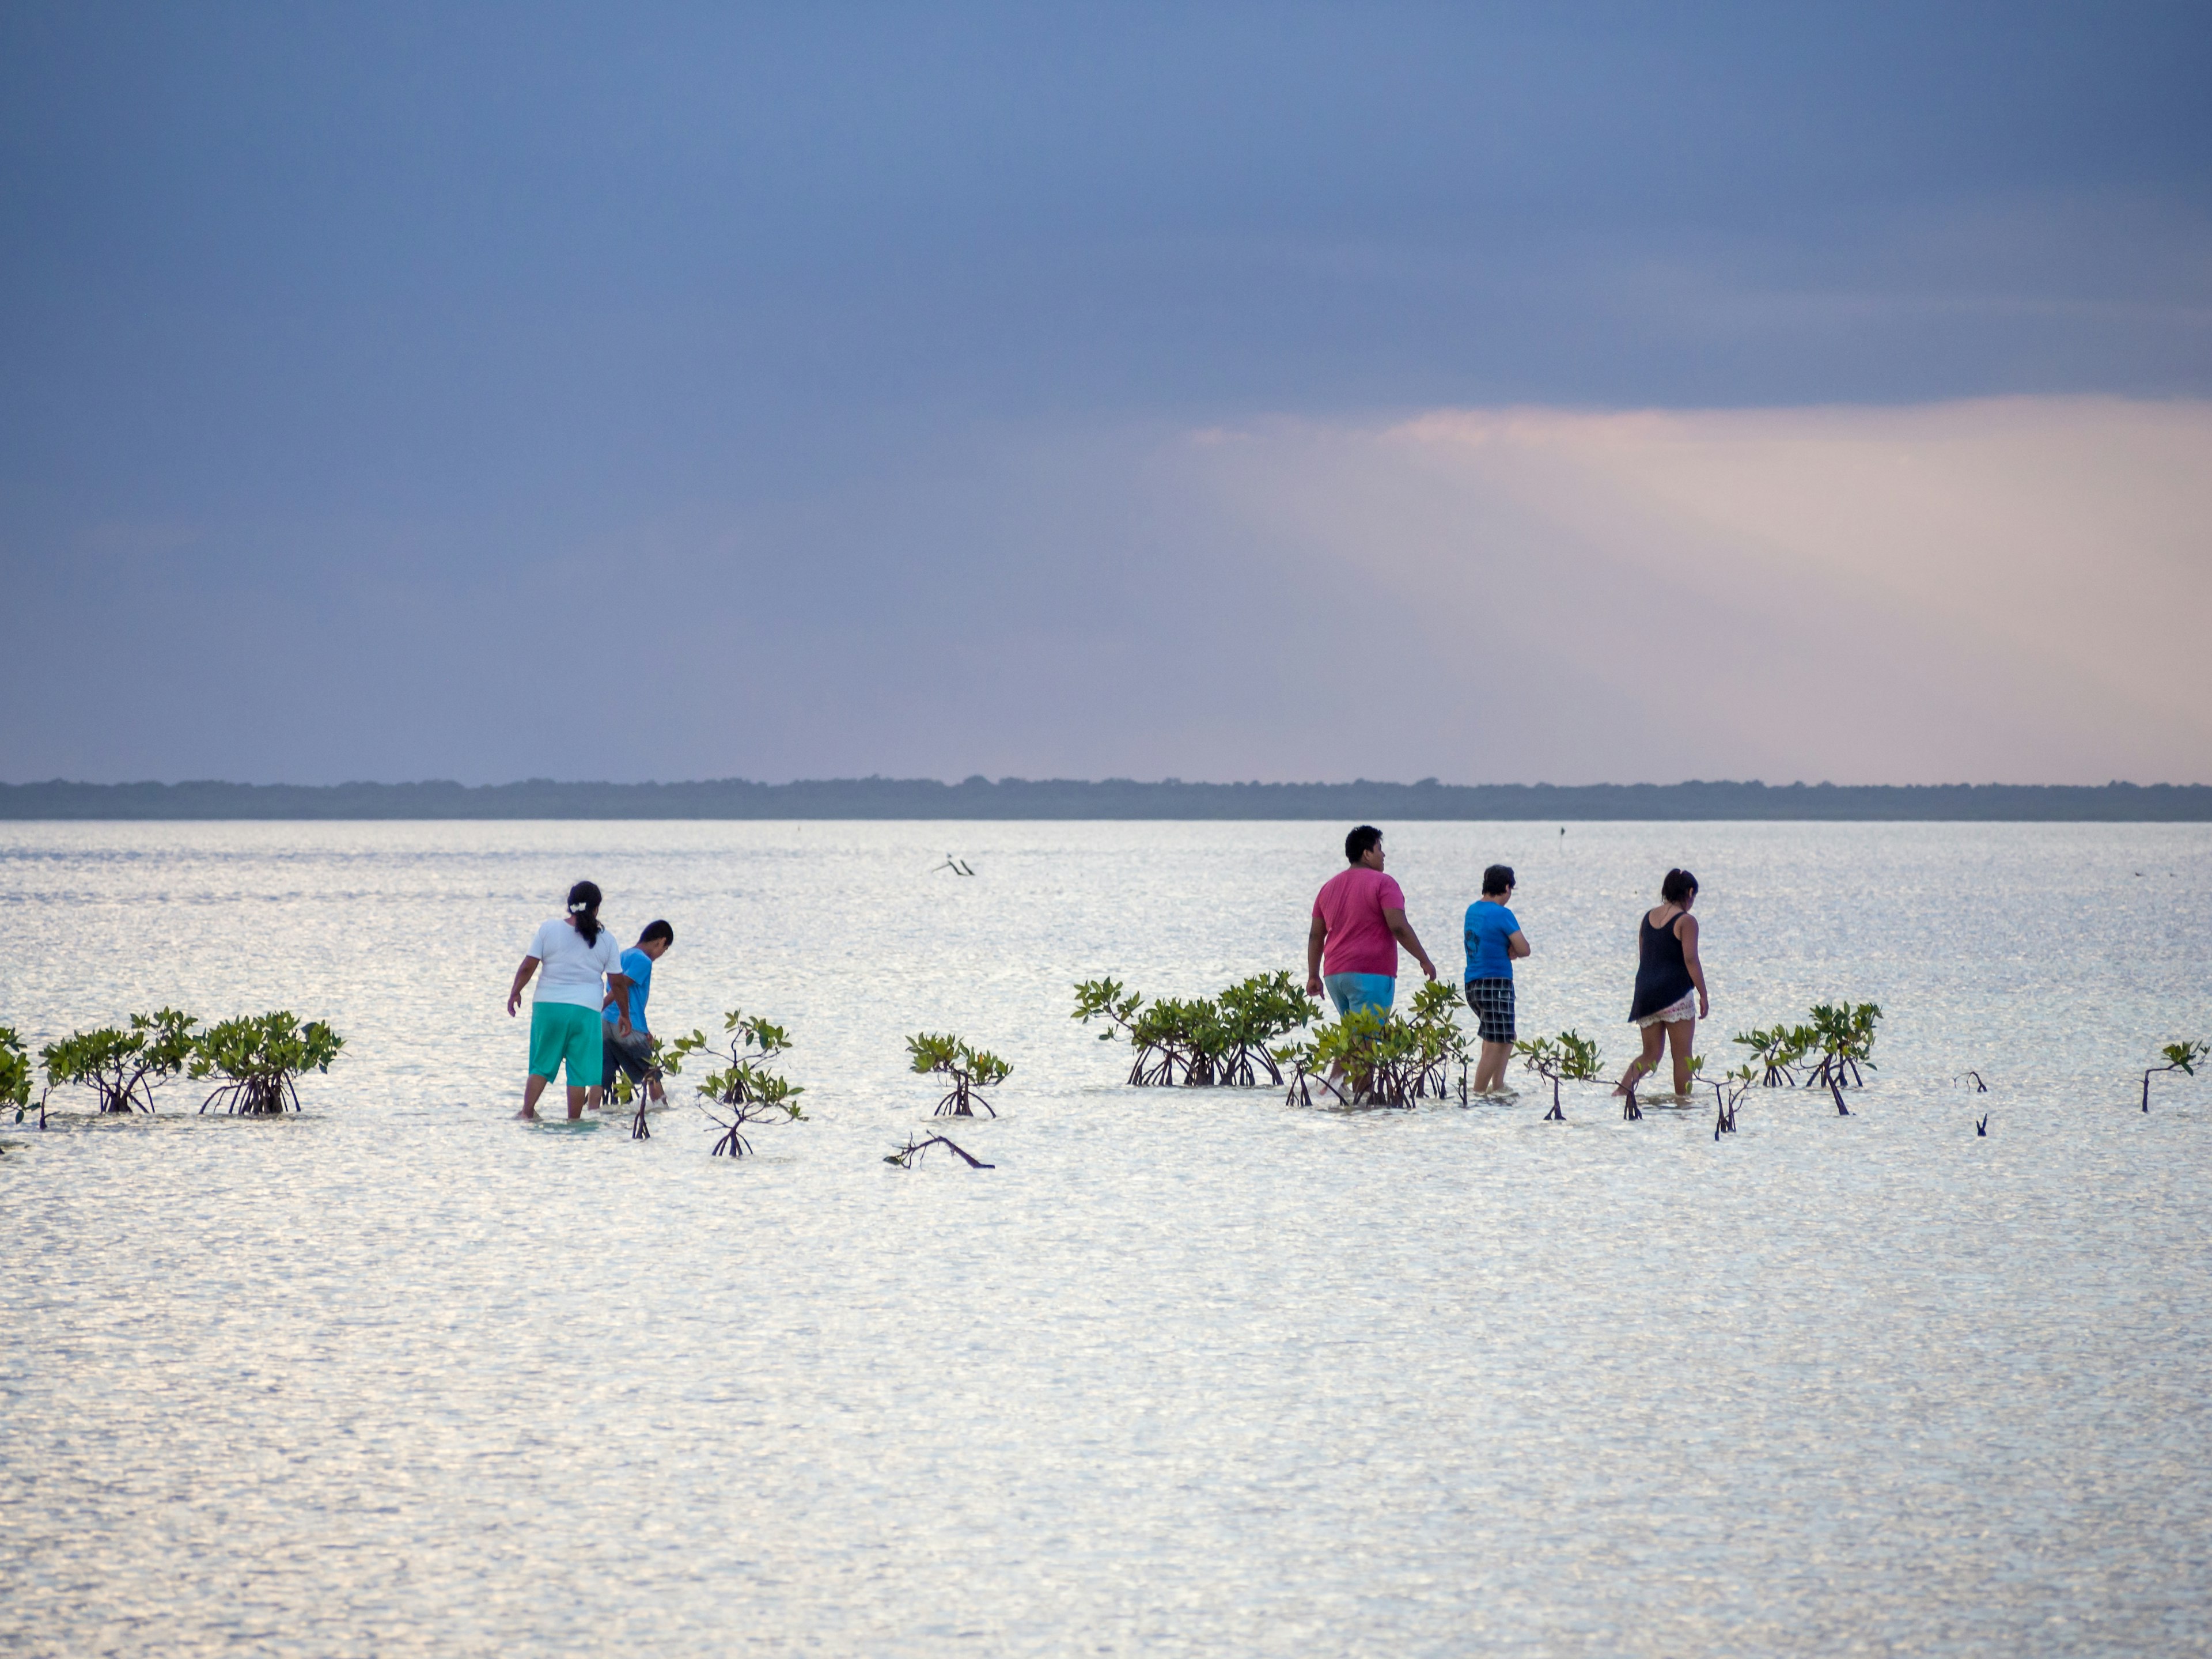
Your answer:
[4,820,2209,1657]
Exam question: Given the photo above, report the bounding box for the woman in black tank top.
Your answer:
[1615,868,1709,1099]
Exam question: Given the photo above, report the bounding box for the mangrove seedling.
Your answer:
[1077,974,1315,1089]
[1216,970,1318,1087]
[1803,1001,1882,1091]
[662,1009,808,1157]
[1514,1030,1603,1122]
[1710,1062,1754,1139]
[1406,978,1474,1102]
[1733,1025,1811,1086]
[1277,1006,1430,1108]
[190,1012,344,1115]
[41,1009,199,1114]
[2141,1040,2208,1112]
[1142,997,1233,1086]
[1074,980,1226,1086]
[884,1131,994,1169]
[2,1027,36,1126]
[907,1032,1010,1118]
[1073,978,1150,1082]
[1976,1113,1989,1137]
[1958,1070,1990,1093]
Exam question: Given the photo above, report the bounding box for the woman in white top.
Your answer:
[506,881,636,1120]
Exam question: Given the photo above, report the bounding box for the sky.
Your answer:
[3,1,2209,786]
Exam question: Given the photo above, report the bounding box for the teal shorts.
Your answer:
[1324,972,1396,1017]
[528,1002,604,1086]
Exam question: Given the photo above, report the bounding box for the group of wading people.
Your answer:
[506,829,1709,1117]
[1309,824,1709,1099]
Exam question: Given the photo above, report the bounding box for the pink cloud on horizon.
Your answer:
[1171,396,2212,785]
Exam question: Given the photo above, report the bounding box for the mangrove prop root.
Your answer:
[199,1076,302,1116]
[1829,1074,1851,1115]
[934,1081,998,1118]
[1976,1113,1988,1137]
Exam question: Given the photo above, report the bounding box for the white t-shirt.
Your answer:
[528,916,626,1010]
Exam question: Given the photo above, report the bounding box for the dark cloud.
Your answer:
[3,2,2207,782]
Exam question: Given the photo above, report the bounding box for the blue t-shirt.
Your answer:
[601,946,653,1032]
[1464,902,1521,982]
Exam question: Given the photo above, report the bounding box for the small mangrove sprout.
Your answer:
[884,1131,994,1169]
[2141,1040,2207,1113]
[190,1012,344,1115]
[40,1009,199,1114]
[601,1053,661,1140]
[2,1027,37,1127]
[1710,1062,1754,1139]
[907,1032,1010,1118]
[662,1010,807,1157]
[1514,1030,1603,1122]
[1733,1025,1810,1086]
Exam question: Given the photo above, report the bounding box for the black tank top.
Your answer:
[1628,908,1695,1021]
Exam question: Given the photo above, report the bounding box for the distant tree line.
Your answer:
[2,777,2208,821]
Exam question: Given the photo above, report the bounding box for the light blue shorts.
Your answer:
[1324,972,1396,1018]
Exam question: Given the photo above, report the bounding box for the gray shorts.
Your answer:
[602,1026,656,1086]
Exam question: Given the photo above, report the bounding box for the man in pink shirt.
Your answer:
[1306,824,1438,1017]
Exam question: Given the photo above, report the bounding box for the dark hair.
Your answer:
[639,919,674,946]
[566,880,604,946]
[1661,868,1699,904]
[1482,863,1515,896]
[1345,825,1384,865]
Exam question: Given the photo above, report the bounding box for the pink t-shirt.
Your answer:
[1313,866,1406,978]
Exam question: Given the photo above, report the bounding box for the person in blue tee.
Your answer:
[589,918,675,1112]
[1463,865,1531,1094]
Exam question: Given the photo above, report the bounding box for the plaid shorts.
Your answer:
[1465,977,1515,1043]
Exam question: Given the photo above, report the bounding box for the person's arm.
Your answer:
[1678,915,1708,1018]
[1384,908,1438,980]
[605,972,635,1037]
[1306,911,1328,996]
[506,956,539,1016]
[1508,930,1531,960]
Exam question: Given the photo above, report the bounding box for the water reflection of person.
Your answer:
[506,880,635,1121]
[1615,869,1709,1099]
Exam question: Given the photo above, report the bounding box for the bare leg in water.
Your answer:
[1473,1039,1513,1093]
[516,1075,590,1120]
[1615,1018,1697,1097]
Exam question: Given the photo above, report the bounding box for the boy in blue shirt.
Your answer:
[1464,865,1530,1093]
[592,919,674,1110]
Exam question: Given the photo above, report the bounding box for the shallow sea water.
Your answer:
[3,819,2209,1657]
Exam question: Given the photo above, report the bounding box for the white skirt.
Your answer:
[1634,990,1698,1028]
